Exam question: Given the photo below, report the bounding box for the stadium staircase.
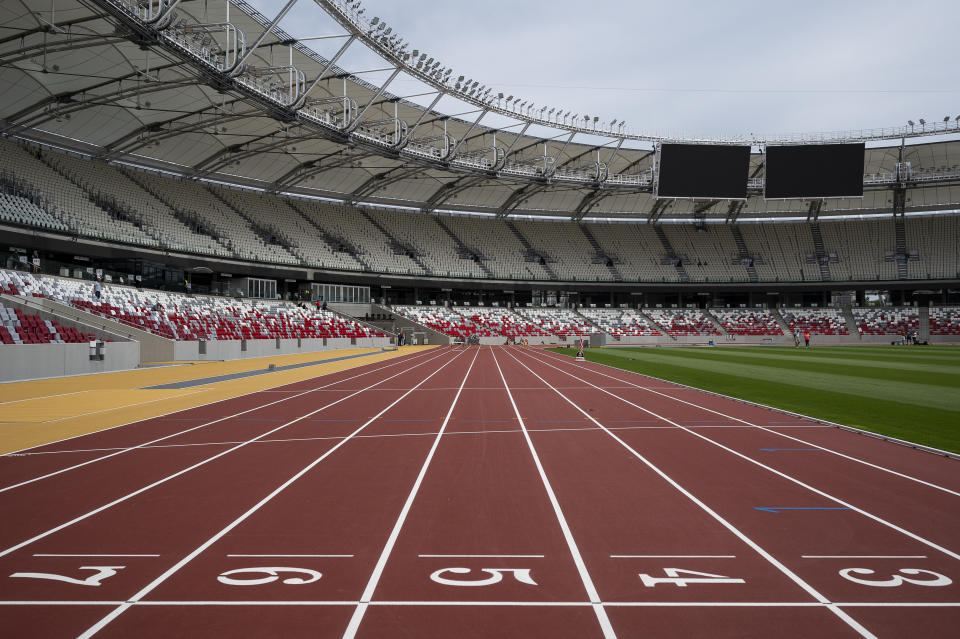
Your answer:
[769,307,791,335]
[207,188,298,260]
[285,201,371,270]
[653,226,690,283]
[809,224,832,281]
[894,219,909,279]
[358,209,432,275]
[730,226,759,283]
[703,309,729,336]
[919,306,930,341]
[433,216,495,278]
[638,309,677,340]
[504,221,559,280]
[124,170,234,257]
[841,307,859,337]
[374,304,450,344]
[579,224,623,281]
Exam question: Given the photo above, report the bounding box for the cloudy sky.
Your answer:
[255,0,959,142]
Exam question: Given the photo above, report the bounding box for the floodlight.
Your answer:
[383,27,391,35]
[945,116,951,122]
[457,75,464,82]
[412,49,419,57]
[498,93,504,99]
[919,119,926,125]
[371,17,379,25]
[907,120,914,126]
[376,23,385,31]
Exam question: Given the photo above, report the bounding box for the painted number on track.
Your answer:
[839,568,952,588]
[217,567,322,586]
[429,567,538,587]
[10,565,124,587]
[639,568,746,588]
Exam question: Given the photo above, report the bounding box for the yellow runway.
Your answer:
[0,346,436,454]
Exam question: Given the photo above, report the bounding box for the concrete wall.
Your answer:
[0,342,140,382]
[171,336,391,361]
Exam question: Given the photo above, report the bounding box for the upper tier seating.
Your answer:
[853,307,919,335]
[0,304,95,345]
[511,307,595,338]
[645,309,721,337]
[928,307,960,336]
[0,270,383,341]
[710,309,784,336]
[392,305,491,338]
[455,306,552,338]
[2,140,959,284]
[781,308,849,335]
[578,308,662,337]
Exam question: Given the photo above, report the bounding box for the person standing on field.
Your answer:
[804,331,811,347]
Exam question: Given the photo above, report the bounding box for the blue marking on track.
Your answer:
[754,506,850,513]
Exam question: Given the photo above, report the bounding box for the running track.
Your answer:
[0,345,957,638]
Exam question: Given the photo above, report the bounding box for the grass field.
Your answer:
[550,345,960,453]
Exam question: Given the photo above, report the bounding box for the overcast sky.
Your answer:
[254,0,959,142]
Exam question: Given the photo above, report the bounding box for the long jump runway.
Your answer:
[0,345,957,637]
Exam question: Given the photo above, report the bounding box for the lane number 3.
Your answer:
[839,568,952,588]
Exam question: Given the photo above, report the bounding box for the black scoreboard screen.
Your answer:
[764,143,865,199]
[656,143,751,200]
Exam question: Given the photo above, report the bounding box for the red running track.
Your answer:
[0,345,957,638]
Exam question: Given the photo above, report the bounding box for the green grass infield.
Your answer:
[548,345,960,453]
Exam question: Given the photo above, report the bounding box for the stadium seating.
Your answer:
[929,307,960,336]
[853,307,919,335]
[0,303,95,344]
[0,270,383,341]
[577,308,662,338]
[511,307,595,338]
[781,308,849,335]
[455,306,552,338]
[645,309,721,337]
[2,140,960,284]
[711,308,784,336]
[392,305,491,338]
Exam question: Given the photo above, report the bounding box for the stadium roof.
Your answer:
[2,0,959,222]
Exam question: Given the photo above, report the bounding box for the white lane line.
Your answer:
[491,348,617,639]
[0,349,439,492]
[74,347,472,639]
[2,600,959,607]
[226,554,353,558]
[0,348,457,561]
[501,348,876,639]
[521,348,960,561]
[32,554,160,557]
[801,555,928,559]
[417,554,545,558]
[342,347,480,639]
[1,348,436,458]
[535,349,960,496]
[0,391,88,405]
[610,555,736,559]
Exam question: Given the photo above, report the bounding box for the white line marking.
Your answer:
[801,555,928,559]
[610,555,736,559]
[74,348,471,639]
[502,348,876,639]
[417,554,545,558]
[1,599,958,608]
[537,349,960,495]
[1,348,435,458]
[0,349,456,561]
[32,554,160,558]
[0,390,88,405]
[226,554,353,558]
[521,348,960,562]
[343,347,481,639]
[0,349,440,491]
[490,348,617,639]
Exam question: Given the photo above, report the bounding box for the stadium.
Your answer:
[0,0,958,636]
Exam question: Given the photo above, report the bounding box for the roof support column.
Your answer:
[228,0,299,75]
